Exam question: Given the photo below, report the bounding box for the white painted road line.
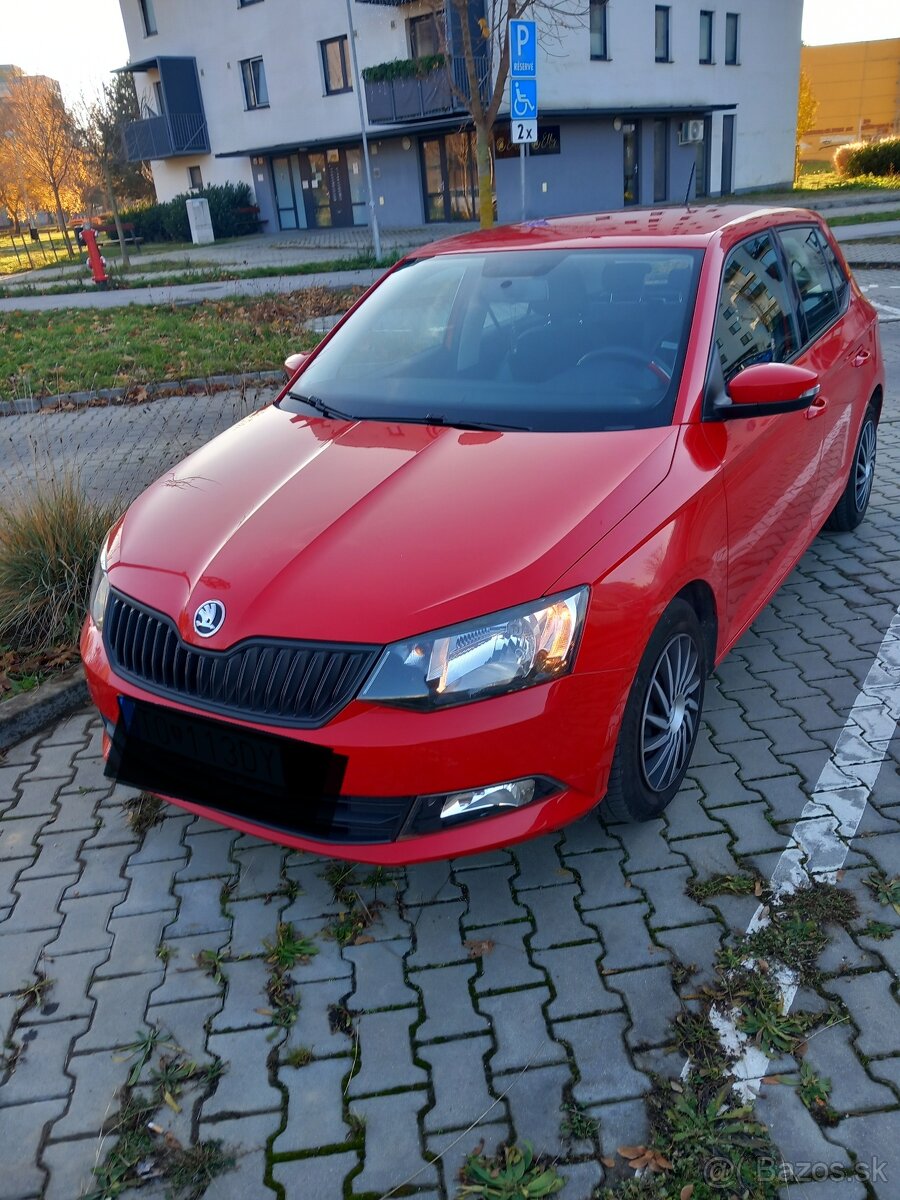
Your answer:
[870,301,900,320]
[685,606,900,1099]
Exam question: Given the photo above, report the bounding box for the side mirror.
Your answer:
[283,351,310,380]
[720,362,819,419]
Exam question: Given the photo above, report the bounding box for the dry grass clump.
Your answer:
[0,474,120,650]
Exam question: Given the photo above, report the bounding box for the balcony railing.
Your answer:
[123,112,210,162]
[364,55,491,125]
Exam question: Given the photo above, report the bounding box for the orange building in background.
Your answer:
[800,38,900,163]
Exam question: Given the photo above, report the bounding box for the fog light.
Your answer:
[441,778,537,820]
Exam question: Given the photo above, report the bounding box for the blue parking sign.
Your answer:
[510,19,537,77]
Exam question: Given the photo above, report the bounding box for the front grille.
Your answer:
[104,590,379,727]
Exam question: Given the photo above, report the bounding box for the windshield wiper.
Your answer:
[290,393,358,422]
[409,413,531,433]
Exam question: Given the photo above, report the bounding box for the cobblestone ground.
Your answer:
[0,311,898,1200]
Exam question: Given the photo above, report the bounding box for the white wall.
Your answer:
[118,0,803,204]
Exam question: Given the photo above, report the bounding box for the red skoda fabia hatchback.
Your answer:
[82,207,884,863]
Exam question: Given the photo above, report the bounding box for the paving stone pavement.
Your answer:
[0,316,899,1199]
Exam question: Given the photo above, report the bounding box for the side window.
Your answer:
[777,225,841,342]
[816,231,850,310]
[715,233,798,381]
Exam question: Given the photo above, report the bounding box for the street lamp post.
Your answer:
[344,0,382,262]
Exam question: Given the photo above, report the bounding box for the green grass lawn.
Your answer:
[0,228,79,276]
[828,208,900,227]
[1,291,358,399]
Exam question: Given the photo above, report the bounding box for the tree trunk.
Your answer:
[475,119,494,229]
[50,181,74,255]
[103,161,131,270]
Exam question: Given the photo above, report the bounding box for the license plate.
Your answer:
[122,698,285,788]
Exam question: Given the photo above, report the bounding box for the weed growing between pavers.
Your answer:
[592,880,865,1199]
[685,872,761,902]
[124,791,165,840]
[85,1057,234,1200]
[458,1141,564,1198]
[863,871,900,914]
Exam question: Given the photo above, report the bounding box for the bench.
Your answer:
[97,223,143,250]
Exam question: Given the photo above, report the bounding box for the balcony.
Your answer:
[363,54,490,125]
[124,111,209,162]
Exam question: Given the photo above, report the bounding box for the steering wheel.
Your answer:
[576,346,672,384]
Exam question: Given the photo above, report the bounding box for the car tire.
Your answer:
[602,598,706,823]
[824,405,877,533]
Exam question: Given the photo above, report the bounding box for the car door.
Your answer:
[774,223,875,528]
[708,231,825,638]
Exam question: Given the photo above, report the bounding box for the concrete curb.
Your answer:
[0,666,90,752]
[0,370,283,417]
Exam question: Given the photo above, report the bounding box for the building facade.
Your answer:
[115,0,803,230]
[800,38,900,164]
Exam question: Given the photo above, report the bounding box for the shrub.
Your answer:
[843,137,900,179]
[362,54,446,83]
[0,477,121,650]
[119,181,259,245]
[832,142,866,177]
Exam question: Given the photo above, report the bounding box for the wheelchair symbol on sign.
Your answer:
[512,82,536,118]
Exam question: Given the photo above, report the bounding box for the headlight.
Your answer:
[360,586,589,710]
[88,539,110,630]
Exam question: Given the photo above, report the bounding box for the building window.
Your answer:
[699,10,714,64]
[590,0,609,60]
[240,57,269,109]
[188,165,203,189]
[238,0,263,6]
[725,13,740,64]
[321,36,352,95]
[655,6,671,63]
[139,0,157,36]
[409,12,443,59]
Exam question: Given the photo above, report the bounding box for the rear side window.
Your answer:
[777,225,843,342]
[715,233,799,382]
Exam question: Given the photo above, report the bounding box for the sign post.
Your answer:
[509,19,537,221]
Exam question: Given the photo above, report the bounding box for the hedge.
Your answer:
[362,54,446,83]
[120,181,260,244]
[840,138,900,179]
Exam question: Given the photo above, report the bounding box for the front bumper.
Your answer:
[82,617,630,864]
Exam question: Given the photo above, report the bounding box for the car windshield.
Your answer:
[283,247,703,432]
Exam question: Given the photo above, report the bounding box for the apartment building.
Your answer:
[115,0,803,230]
[800,38,900,164]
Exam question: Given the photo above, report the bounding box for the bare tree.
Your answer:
[75,77,150,269]
[427,0,587,228]
[6,74,80,253]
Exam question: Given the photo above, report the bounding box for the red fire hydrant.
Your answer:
[82,227,109,289]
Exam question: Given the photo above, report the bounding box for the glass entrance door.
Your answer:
[300,149,354,228]
[623,123,640,206]
[420,132,479,223]
[272,156,299,230]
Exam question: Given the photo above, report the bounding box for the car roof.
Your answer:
[410,205,822,258]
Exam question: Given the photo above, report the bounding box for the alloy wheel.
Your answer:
[639,633,701,793]
[854,420,876,514]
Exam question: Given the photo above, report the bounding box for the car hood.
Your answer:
[109,406,677,646]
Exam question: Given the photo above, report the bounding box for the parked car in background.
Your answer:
[82,206,883,863]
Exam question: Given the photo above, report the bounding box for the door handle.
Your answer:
[806,395,828,419]
[852,349,871,367]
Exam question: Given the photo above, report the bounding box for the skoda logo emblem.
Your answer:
[194,599,226,638]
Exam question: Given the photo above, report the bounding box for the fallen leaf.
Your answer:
[163,1089,181,1114]
[795,1040,809,1058]
[617,1145,646,1161]
[353,934,375,946]
[670,1080,683,1092]
[464,939,495,959]
[754,879,763,896]
[680,1186,695,1200]
[761,1075,782,1085]
[600,1156,616,1169]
